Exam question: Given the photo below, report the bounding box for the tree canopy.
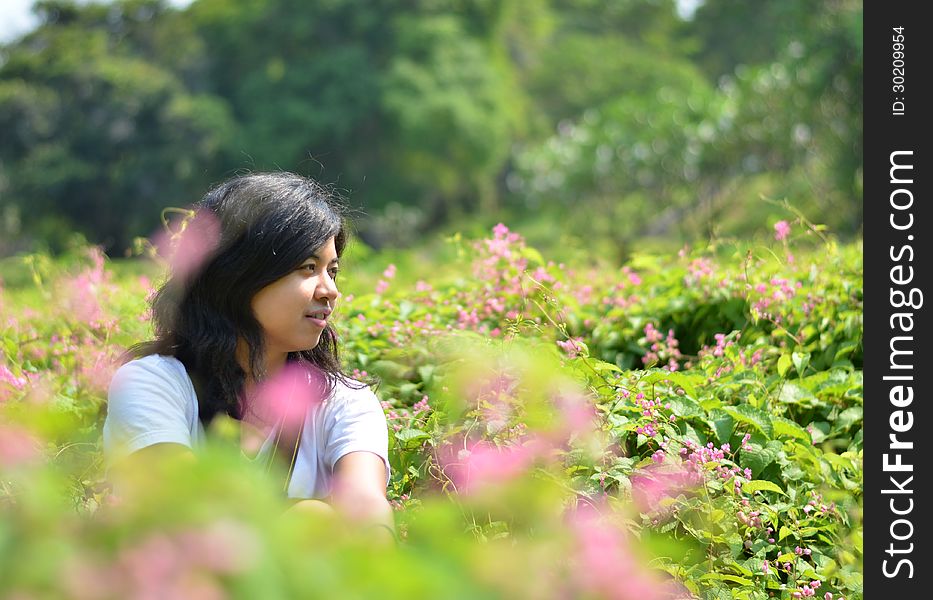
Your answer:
[0,0,862,256]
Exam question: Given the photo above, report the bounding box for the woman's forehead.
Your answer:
[308,236,339,261]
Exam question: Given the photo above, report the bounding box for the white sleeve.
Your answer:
[323,385,391,487]
[103,359,194,463]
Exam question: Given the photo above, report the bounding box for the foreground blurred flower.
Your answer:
[152,209,222,282]
[774,220,791,241]
[441,437,546,495]
[63,519,259,600]
[244,361,326,429]
[0,423,44,468]
[630,463,699,515]
[568,503,688,600]
[1,364,28,400]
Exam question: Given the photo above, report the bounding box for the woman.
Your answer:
[103,172,394,541]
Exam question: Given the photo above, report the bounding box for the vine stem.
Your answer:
[523,274,635,397]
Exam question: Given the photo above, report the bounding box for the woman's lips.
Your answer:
[305,316,327,328]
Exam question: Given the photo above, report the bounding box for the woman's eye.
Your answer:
[329,269,339,280]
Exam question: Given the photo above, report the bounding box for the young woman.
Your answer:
[103,172,394,540]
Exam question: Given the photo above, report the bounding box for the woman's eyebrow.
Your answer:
[308,254,339,265]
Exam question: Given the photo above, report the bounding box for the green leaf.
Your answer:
[722,405,774,438]
[835,407,863,431]
[641,370,699,399]
[834,342,859,361]
[398,300,416,320]
[777,354,792,377]
[699,573,753,586]
[394,428,431,444]
[792,351,810,377]
[773,416,810,441]
[779,526,794,541]
[777,382,817,405]
[707,408,735,445]
[742,480,786,496]
[742,441,782,477]
[667,395,705,419]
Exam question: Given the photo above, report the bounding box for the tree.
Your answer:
[0,0,234,253]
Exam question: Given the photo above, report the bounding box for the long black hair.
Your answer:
[125,171,365,426]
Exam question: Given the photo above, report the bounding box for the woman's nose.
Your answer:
[318,272,340,301]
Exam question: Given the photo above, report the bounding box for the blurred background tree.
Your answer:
[0,0,862,258]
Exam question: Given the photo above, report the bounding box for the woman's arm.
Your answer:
[330,451,396,544]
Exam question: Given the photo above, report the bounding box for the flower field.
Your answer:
[0,220,863,599]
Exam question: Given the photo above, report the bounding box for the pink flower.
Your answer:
[556,337,585,358]
[630,464,698,514]
[153,209,222,281]
[244,362,326,429]
[1,364,28,391]
[567,503,686,600]
[0,424,44,467]
[382,264,397,279]
[442,438,543,494]
[492,223,510,238]
[774,220,791,241]
[175,519,260,574]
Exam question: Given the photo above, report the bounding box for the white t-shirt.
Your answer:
[103,354,390,499]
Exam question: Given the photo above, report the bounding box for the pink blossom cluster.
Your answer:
[698,333,765,378]
[735,509,762,528]
[556,337,585,359]
[60,246,119,331]
[471,223,528,296]
[412,395,431,413]
[530,266,555,285]
[749,277,803,325]
[641,323,684,371]
[382,403,408,433]
[381,394,431,433]
[684,257,716,287]
[632,392,673,439]
[791,579,822,598]
[803,490,838,517]
[363,303,446,346]
[599,267,641,309]
[774,220,791,241]
[374,263,396,294]
[676,439,742,488]
[572,284,593,306]
[388,492,410,511]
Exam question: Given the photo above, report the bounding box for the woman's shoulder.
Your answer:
[110,354,194,397]
[329,375,377,401]
[324,375,382,414]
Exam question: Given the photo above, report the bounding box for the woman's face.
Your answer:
[250,236,340,355]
